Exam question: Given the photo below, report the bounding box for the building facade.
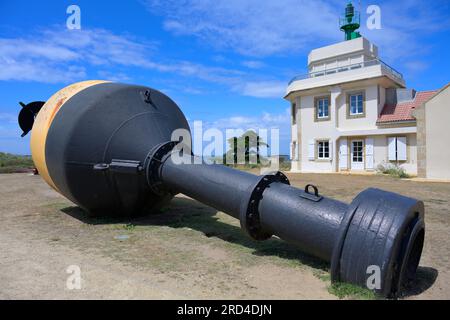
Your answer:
[284,4,442,176]
[414,84,450,180]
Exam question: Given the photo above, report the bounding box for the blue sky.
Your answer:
[1,0,449,155]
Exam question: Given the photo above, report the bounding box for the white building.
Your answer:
[284,4,445,176]
[414,83,450,180]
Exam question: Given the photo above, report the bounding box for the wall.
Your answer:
[308,37,378,66]
[415,104,427,178]
[289,82,418,175]
[290,96,301,172]
[299,94,335,172]
[346,134,417,175]
[424,87,450,180]
[337,85,379,130]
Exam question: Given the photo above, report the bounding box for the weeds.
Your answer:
[0,152,34,173]
[328,282,378,300]
[376,163,410,178]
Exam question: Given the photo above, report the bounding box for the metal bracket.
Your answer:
[93,159,143,174]
[300,184,323,202]
[142,90,157,108]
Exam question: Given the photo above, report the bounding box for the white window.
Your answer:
[349,93,364,115]
[388,137,407,161]
[317,97,329,118]
[352,141,364,162]
[317,141,330,159]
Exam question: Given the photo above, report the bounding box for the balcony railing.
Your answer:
[288,59,404,85]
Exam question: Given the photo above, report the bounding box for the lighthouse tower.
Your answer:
[284,2,425,176]
[339,2,362,41]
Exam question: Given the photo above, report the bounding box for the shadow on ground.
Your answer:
[61,197,328,271]
[61,197,438,298]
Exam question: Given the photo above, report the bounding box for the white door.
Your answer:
[365,138,374,170]
[351,140,364,170]
[339,139,348,170]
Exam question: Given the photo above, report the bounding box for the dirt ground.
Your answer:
[0,172,449,299]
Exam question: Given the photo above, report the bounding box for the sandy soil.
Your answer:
[0,172,448,299]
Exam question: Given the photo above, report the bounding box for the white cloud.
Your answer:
[0,57,86,83]
[0,26,288,98]
[0,28,158,83]
[0,113,17,124]
[0,126,19,139]
[96,70,131,82]
[145,0,450,73]
[241,60,266,69]
[0,27,281,98]
[237,81,286,98]
[403,61,429,73]
[145,0,341,56]
[204,108,290,131]
[359,0,449,62]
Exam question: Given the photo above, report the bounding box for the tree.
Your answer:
[224,130,268,165]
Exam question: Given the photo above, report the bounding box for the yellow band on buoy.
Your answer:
[30,80,109,192]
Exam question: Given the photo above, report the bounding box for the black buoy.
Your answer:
[25,81,426,297]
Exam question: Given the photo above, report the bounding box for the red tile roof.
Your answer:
[377,90,438,124]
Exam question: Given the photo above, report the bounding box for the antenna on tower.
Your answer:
[339,2,362,41]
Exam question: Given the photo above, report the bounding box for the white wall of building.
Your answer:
[337,85,379,130]
[287,37,419,176]
[372,134,417,175]
[424,86,450,180]
[291,84,418,175]
[308,37,378,66]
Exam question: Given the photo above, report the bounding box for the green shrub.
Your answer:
[0,152,34,173]
[376,163,409,178]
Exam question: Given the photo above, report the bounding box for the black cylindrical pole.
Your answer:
[160,155,259,219]
[160,155,348,261]
[155,151,425,297]
[258,182,347,261]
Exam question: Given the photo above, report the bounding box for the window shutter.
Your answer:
[329,140,333,160]
[339,139,348,169]
[308,140,315,160]
[365,138,374,170]
[397,137,407,161]
[388,137,396,161]
[290,142,298,161]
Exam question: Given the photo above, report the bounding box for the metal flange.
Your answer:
[239,171,290,241]
[145,141,179,195]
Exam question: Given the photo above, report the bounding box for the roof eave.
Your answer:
[376,119,417,126]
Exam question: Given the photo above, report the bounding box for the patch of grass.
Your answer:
[328,282,378,300]
[123,223,136,231]
[313,269,331,282]
[376,163,410,178]
[312,269,378,300]
[0,152,34,173]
